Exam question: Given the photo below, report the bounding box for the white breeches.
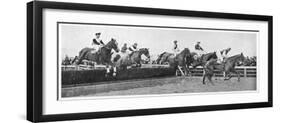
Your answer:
[196,50,204,56]
[91,44,102,50]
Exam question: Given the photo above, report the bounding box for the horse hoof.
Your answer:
[113,73,117,77]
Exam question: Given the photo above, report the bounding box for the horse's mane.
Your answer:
[228,54,242,59]
[158,52,167,59]
[178,48,190,56]
[102,39,114,49]
[138,48,146,51]
[190,52,197,56]
[202,52,215,58]
[129,48,146,57]
[203,52,217,61]
[226,53,243,62]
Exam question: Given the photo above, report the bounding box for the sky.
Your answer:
[59,23,257,59]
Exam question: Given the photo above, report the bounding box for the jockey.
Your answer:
[129,43,138,54]
[194,41,204,60]
[119,43,129,58]
[195,41,204,54]
[218,47,231,63]
[91,32,105,51]
[173,40,180,56]
[121,43,128,53]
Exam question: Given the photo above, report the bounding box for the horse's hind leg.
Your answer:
[214,73,218,80]
[182,65,189,76]
[204,68,214,85]
[202,69,210,85]
[105,65,110,77]
[237,71,240,82]
[232,70,240,82]
[207,75,215,85]
[113,66,117,77]
[225,72,233,80]
[224,71,230,80]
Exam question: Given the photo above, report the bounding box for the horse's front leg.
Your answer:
[186,64,192,77]
[182,65,189,76]
[109,61,117,77]
[232,70,240,82]
[202,72,206,84]
[225,72,233,80]
[207,74,215,85]
[237,71,240,82]
[135,59,141,68]
[105,64,111,77]
[202,66,206,75]
[224,71,229,80]
[112,66,117,77]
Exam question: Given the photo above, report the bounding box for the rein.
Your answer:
[101,41,116,53]
[103,44,112,50]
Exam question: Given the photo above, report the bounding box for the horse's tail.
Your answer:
[71,56,77,64]
[77,48,89,64]
[156,52,166,64]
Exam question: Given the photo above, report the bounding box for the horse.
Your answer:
[113,48,150,70]
[77,38,120,76]
[202,53,245,85]
[156,52,173,65]
[165,48,192,76]
[243,56,257,66]
[191,51,218,68]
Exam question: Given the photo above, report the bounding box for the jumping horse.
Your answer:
[77,38,120,77]
[113,48,150,70]
[165,48,192,76]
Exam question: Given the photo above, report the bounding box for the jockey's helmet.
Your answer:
[174,40,178,43]
[95,32,101,36]
[133,43,138,46]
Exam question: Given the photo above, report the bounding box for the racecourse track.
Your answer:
[61,76,256,98]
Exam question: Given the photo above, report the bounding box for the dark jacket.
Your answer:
[220,48,231,55]
[92,38,105,45]
[195,44,204,51]
[129,46,137,51]
[121,45,127,53]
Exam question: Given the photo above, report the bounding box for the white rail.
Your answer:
[61,65,256,77]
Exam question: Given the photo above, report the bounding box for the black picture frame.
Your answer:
[27,1,273,122]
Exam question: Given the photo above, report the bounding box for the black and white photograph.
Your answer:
[25,1,273,122]
[59,22,258,99]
